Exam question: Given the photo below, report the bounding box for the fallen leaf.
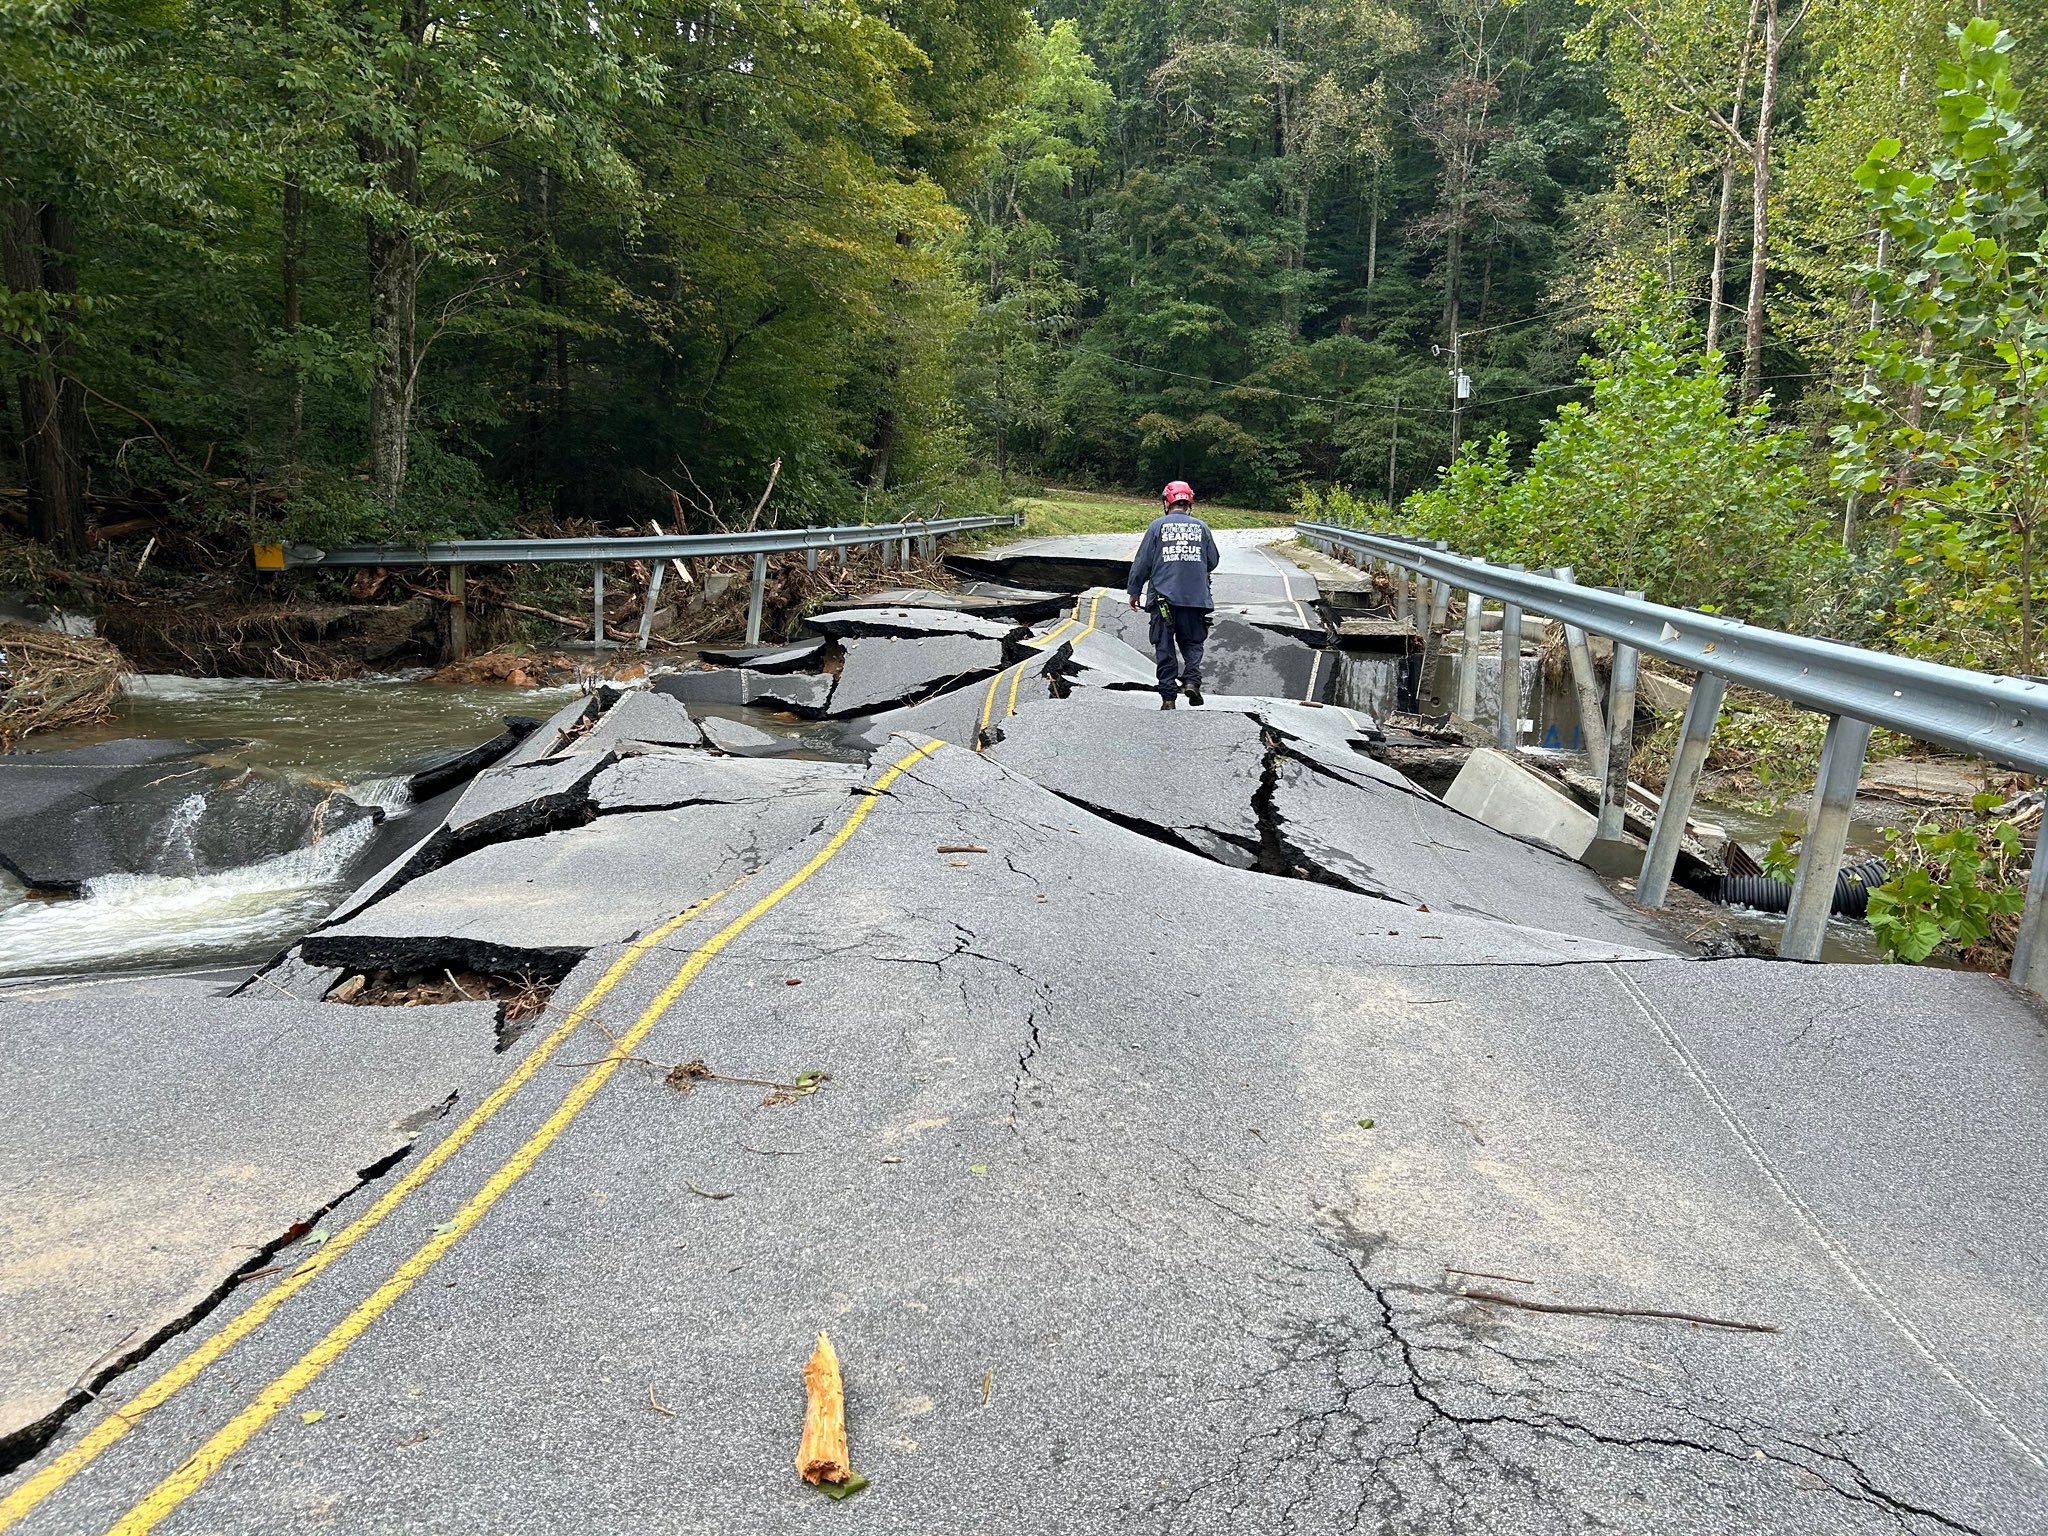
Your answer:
[967,1163,989,1176]
[980,1369,994,1405]
[301,1409,326,1425]
[1357,1118,1376,1130]
[431,1220,457,1236]
[300,1227,331,1249]
[785,978,803,987]
[820,1473,870,1501]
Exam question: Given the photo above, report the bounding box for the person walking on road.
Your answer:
[1127,479,1220,710]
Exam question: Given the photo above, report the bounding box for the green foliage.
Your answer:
[1866,803,2027,964]
[1831,19,2048,672]
[1762,832,1801,885]
[1389,291,1824,618]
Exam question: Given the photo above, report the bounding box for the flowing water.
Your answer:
[0,674,583,983]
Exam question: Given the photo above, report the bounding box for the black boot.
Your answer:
[1159,693,1177,710]
[1185,677,1204,706]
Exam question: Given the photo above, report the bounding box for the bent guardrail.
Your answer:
[252,512,1022,650]
[1296,520,2048,990]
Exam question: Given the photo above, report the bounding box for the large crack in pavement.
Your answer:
[1151,1211,1985,1535]
[0,1138,424,1477]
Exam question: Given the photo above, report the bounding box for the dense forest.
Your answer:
[5,0,2047,662]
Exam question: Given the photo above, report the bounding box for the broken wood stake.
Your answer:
[796,1331,850,1485]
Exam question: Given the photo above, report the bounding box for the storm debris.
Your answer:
[796,1331,852,1487]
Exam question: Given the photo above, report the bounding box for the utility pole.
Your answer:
[1448,329,1470,457]
[1387,391,1400,508]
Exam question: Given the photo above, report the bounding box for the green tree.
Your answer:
[1396,288,1820,615]
[1831,19,2048,671]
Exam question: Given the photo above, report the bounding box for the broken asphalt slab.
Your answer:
[564,688,705,754]
[823,634,1008,719]
[403,717,541,801]
[984,696,1267,866]
[1268,751,1679,949]
[815,583,1069,623]
[0,974,502,1459]
[654,666,835,717]
[802,606,1024,645]
[696,638,829,672]
[300,783,861,975]
[85,741,2040,1535]
[587,752,865,813]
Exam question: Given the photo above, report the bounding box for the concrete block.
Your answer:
[1638,672,1695,716]
[1443,747,1599,860]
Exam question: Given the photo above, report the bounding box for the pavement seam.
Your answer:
[0,887,741,1533]
[99,737,947,1536]
[1609,963,2047,1478]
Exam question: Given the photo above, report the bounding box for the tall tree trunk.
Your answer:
[1706,0,1761,357]
[2,201,88,552]
[361,0,426,509]
[283,176,305,455]
[366,173,419,509]
[281,0,304,467]
[1364,181,1379,302]
[1741,0,1784,402]
[867,408,897,494]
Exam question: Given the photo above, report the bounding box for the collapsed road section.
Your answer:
[1,529,2042,1535]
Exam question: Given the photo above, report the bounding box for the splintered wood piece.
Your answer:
[795,1331,851,1485]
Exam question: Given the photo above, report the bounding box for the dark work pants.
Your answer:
[1149,602,1210,696]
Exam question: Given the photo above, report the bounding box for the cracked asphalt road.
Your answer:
[3,533,2044,1535]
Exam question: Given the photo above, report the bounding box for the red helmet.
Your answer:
[1162,480,1195,507]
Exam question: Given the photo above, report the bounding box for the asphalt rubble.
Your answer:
[2,545,2043,1533]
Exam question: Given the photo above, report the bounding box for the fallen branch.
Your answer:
[745,457,782,532]
[394,576,643,645]
[1456,1287,1778,1334]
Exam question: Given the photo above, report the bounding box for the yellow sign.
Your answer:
[251,543,286,570]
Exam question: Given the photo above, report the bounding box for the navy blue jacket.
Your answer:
[1127,511,1221,611]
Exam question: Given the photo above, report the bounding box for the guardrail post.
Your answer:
[1781,714,1874,961]
[1497,566,1526,752]
[2011,841,2048,995]
[591,562,607,648]
[448,564,468,661]
[745,552,768,646]
[1552,567,1608,783]
[1596,595,1644,840]
[1455,562,1485,724]
[1395,566,1412,630]
[1636,671,1729,908]
[805,547,818,573]
[636,557,666,651]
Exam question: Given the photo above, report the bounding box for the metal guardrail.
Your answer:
[253,512,1022,649]
[1297,520,2048,991]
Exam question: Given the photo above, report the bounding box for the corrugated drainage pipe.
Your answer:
[1717,858,1890,920]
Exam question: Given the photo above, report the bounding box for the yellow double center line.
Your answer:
[6,738,944,1536]
[976,591,1105,748]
